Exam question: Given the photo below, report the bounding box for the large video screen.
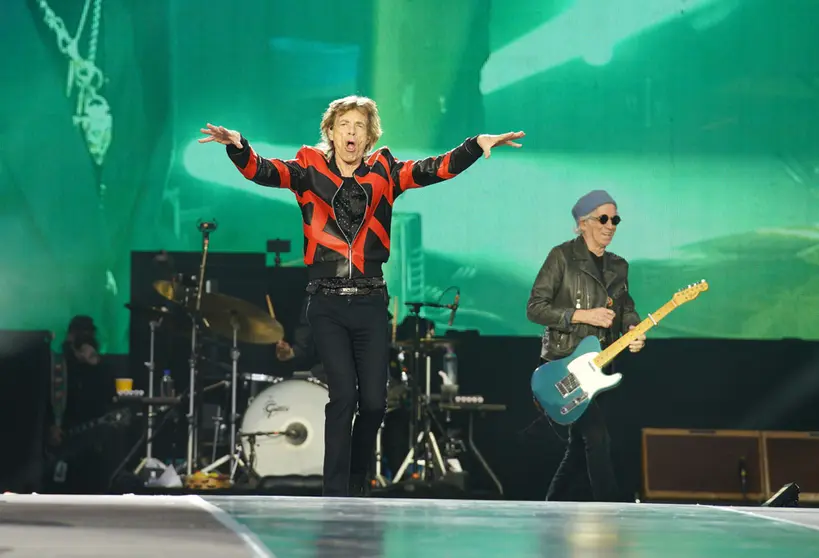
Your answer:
[2,0,816,353]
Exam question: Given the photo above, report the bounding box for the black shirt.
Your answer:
[590,250,605,281]
[57,343,114,429]
[334,177,367,242]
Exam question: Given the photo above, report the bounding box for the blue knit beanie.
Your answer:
[572,190,617,222]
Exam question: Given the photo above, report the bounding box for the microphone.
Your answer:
[197,219,218,236]
[448,291,460,327]
[738,456,748,498]
[284,423,308,445]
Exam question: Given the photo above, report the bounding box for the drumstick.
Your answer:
[265,294,275,318]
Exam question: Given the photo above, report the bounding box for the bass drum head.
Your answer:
[240,377,328,477]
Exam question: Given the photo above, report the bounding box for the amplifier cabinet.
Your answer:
[762,431,819,503]
[642,428,766,502]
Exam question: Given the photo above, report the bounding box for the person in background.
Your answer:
[275,297,328,384]
[45,316,115,494]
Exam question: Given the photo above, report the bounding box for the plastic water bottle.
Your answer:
[443,348,458,385]
[160,369,175,398]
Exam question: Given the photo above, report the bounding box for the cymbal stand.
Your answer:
[185,219,217,476]
[392,302,448,483]
[373,419,388,487]
[200,312,254,483]
[144,316,163,461]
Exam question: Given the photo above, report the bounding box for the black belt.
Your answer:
[306,277,386,296]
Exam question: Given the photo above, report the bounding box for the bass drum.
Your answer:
[240,377,328,478]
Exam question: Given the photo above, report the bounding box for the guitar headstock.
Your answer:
[672,279,709,304]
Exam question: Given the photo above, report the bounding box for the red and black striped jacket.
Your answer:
[226,136,483,279]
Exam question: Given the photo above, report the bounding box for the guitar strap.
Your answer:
[51,350,69,483]
[51,351,68,428]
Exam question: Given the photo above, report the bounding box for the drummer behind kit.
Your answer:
[126,220,505,494]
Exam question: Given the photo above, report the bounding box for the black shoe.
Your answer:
[349,474,371,497]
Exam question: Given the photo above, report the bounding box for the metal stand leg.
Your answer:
[201,315,251,483]
[185,220,216,476]
[373,420,388,487]
[186,324,198,476]
[393,423,447,483]
[144,318,161,461]
[229,320,239,474]
[211,407,224,464]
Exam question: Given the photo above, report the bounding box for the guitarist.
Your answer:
[526,189,646,502]
[45,316,116,493]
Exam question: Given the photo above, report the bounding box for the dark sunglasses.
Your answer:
[590,214,621,226]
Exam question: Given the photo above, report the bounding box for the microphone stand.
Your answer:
[145,315,163,462]
[185,219,217,477]
[739,457,748,502]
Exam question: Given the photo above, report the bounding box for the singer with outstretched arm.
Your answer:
[199,95,524,497]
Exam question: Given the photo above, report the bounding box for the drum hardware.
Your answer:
[187,219,216,476]
[210,406,224,464]
[241,373,280,404]
[151,221,221,476]
[145,315,160,462]
[392,300,458,484]
[124,303,169,463]
[200,313,250,482]
[372,419,389,488]
[231,430,287,479]
[152,219,285,477]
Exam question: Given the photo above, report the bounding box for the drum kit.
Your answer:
[127,220,335,484]
[125,220,480,490]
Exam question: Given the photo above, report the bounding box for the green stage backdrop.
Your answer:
[2,0,818,354]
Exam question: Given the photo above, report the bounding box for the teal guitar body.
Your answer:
[530,336,622,425]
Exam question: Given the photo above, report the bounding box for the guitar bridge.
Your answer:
[560,393,589,415]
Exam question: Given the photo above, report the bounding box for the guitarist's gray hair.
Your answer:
[574,211,596,235]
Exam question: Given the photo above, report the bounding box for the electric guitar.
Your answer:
[531,280,709,425]
[45,407,133,470]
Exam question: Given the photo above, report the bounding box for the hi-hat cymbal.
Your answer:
[153,280,181,302]
[192,292,284,345]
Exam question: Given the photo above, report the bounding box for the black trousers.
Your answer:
[306,290,390,496]
[543,361,620,502]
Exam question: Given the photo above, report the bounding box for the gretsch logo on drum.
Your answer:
[264,399,289,418]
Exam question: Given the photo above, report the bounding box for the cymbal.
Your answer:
[193,292,284,345]
[153,280,181,302]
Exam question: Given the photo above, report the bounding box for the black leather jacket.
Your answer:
[526,236,641,362]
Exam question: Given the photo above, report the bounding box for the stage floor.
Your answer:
[2,494,819,557]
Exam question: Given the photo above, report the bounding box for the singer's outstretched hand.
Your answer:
[199,123,243,149]
[477,131,525,159]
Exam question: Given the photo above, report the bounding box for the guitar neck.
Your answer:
[592,299,679,368]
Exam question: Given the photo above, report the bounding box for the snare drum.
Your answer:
[240,372,278,403]
[240,377,329,477]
